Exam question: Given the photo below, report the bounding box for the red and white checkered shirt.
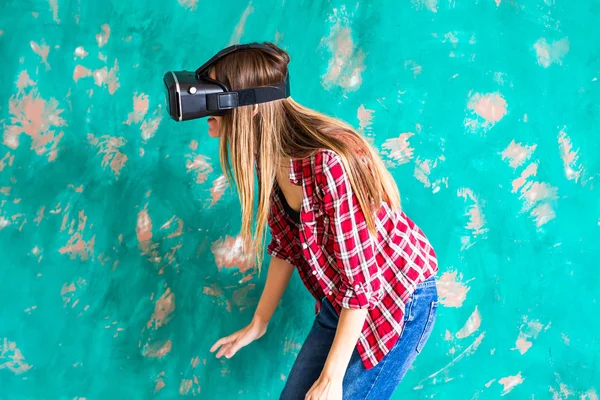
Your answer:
[261,148,438,370]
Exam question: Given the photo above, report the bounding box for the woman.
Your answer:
[208,42,439,400]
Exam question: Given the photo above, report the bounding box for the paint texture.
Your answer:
[1,0,599,398]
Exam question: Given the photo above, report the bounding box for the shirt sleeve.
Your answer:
[317,150,383,310]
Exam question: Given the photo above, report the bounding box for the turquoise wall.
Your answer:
[1,0,599,398]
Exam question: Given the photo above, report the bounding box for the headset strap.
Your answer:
[205,73,290,111]
[195,43,278,78]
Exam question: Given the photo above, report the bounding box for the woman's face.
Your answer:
[207,69,221,138]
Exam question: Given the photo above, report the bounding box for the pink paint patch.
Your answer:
[91,59,120,94]
[34,206,45,226]
[0,152,15,172]
[437,270,471,307]
[179,376,201,395]
[107,59,120,94]
[30,41,51,70]
[73,65,92,83]
[467,92,507,124]
[520,181,558,209]
[93,67,108,86]
[321,7,365,92]
[16,70,35,91]
[455,306,481,339]
[3,78,66,161]
[511,162,538,192]
[0,338,33,375]
[147,288,176,329]
[161,216,184,238]
[124,93,149,125]
[136,207,153,244]
[530,203,556,227]
[501,140,537,169]
[87,134,128,176]
[142,340,172,359]
[357,105,374,133]
[557,127,584,183]
[412,0,438,12]
[212,234,256,274]
[457,188,487,237]
[512,317,546,355]
[414,157,431,186]
[186,154,213,184]
[404,60,423,78]
[549,383,574,399]
[49,0,60,23]
[534,38,569,68]
[228,2,254,46]
[95,24,111,47]
[208,176,229,207]
[580,389,598,400]
[74,46,88,58]
[141,109,163,141]
[413,156,448,194]
[178,0,200,10]
[203,284,224,299]
[154,372,166,393]
[498,372,523,396]
[382,132,414,164]
[59,278,86,308]
[59,211,95,261]
[514,337,532,354]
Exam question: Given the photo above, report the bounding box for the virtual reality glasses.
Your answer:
[163,43,291,121]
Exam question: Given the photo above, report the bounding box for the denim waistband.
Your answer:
[415,276,437,288]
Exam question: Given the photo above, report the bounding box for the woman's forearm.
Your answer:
[252,256,295,328]
[322,307,369,379]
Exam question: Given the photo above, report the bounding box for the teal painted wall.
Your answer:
[1,0,599,398]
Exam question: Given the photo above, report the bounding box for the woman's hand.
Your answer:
[210,318,267,359]
[305,373,343,400]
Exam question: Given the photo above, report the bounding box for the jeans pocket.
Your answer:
[416,300,438,353]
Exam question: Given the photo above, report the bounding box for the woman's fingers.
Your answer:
[210,332,238,353]
[215,343,232,358]
[225,339,243,358]
[212,325,256,359]
[209,337,227,353]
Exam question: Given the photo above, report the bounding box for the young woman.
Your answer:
[208,42,439,400]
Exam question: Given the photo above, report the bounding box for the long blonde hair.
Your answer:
[211,42,401,275]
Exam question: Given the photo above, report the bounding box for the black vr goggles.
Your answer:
[163,43,291,121]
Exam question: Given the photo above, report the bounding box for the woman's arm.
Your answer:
[322,307,368,378]
[252,256,295,329]
[305,307,368,399]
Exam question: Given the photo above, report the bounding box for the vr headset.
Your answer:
[163,43,291,122]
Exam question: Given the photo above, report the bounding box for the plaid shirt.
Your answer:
[260,148,438,370]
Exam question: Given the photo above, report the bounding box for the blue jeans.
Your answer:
[280,277,439,400]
